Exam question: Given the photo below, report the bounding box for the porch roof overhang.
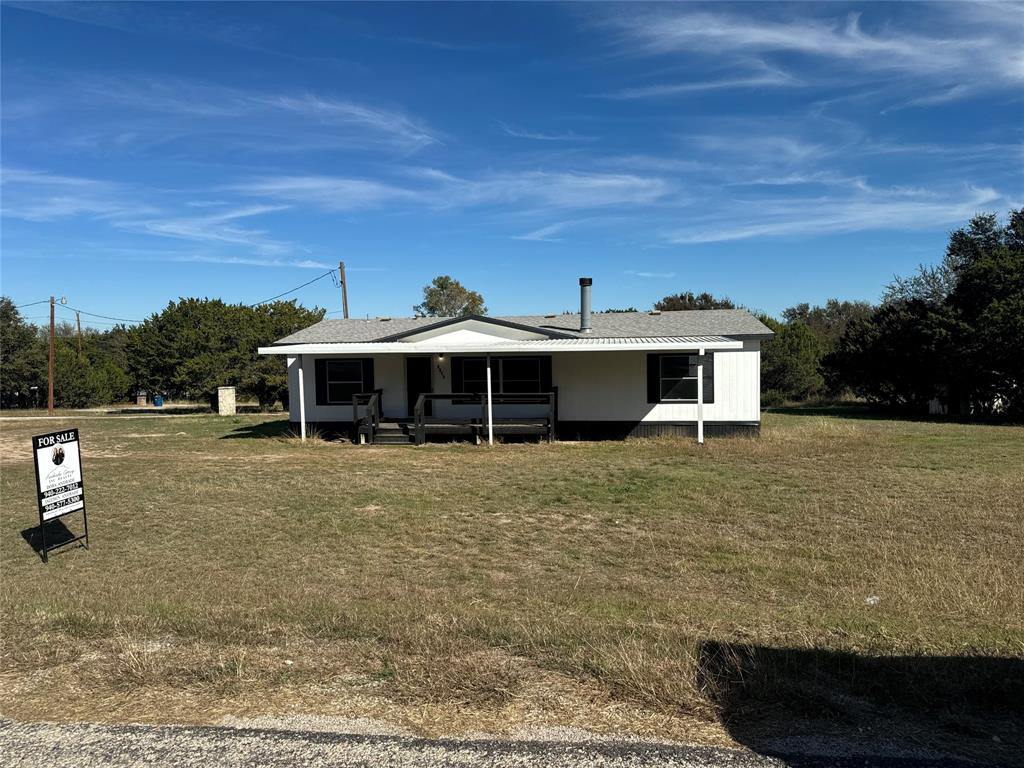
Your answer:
[259,335,744,356]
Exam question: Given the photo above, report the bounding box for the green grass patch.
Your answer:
[0,412,1021,759]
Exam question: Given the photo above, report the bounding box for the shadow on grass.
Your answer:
[765,403,1021,426]
[699,641,1023,766]
[20,518,86,561]
[220,419,293,439]
[110,406,211,415]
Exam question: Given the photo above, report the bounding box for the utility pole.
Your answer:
[76,311,83,355]
[48,296,55,416]
[339,261,349,319]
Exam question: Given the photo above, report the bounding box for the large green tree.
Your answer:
[782,300,874,348]
[759,317,826,402]
[50,325,134,408]
[240,302,327,409]
[413,275,486,317]
[126,298,324,408]
[779,299,875,397]
[945,211,1024,413]
[828,210,1023,415]
[654,292,735,311]
[828,301,955,410]
[0,297,46,407]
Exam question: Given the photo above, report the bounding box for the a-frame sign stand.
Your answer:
[32,428,89,562]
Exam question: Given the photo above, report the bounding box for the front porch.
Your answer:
[261,314,759,446]
[353,391,556,445]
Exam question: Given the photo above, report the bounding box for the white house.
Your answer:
[258,278,773,445]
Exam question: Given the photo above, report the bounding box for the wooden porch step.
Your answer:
[373,433,415,445]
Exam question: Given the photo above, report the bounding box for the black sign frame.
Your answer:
[32,427,89,562]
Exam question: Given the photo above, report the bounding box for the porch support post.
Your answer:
[485,353,494,446]
[297,354,307,442]
[696,347,704,445]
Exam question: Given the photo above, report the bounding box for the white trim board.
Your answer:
[260,336,743,356]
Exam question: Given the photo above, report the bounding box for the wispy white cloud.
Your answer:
[3,75,440,155]
[262,94,439,152]
[726,170,859,187]
[666,184,1006,244]
[603,155,709,174]
[1,168,298,256]
[237,169,675,212]
[605,6,1024,105]
[880,84,974,113]
[417,169,674,209]
[121,204,295,255]
[4,1,362,71]
[512,221,573,242]
[600,61,800,99]
[625,269,676,279]
[496,121,596,141]
[0,167,155,221]
[228,176,417,210]
[690,133,829,165]
[602,74,796,99]
[172,254,332,269]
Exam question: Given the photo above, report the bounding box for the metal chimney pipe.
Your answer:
[579,277,593,333]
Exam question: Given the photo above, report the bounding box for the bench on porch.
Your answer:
[352,391,557,445]
[413,392,556,445]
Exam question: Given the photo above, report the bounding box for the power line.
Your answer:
[16,299,142,324]
[63,304,142,324]
[248,268,335,307]
[17,268,334,326]
[24,312,125,328]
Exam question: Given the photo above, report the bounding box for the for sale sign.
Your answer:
[33,428,85,521]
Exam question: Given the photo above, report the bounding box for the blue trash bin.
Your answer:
[154,395,164,407]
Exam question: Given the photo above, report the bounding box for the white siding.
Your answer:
[551,341,761,423]
[288,342,761,425]
[290,354,412,422]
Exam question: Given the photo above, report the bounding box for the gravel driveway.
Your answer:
[0,719,995,768]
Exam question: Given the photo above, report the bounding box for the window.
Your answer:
[315,358,374,405]
[647,354,713,403]
[325,361,364,404]
[462,358,489,393]
[660,356,699,400]
[455,357,547,394]
[500,357,541,393]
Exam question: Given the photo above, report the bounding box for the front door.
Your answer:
[406,357,432,417]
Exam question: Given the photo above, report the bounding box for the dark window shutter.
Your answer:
[451,356,465,392]
[539,356,553,392]
[361,358,375,392]
[703,353,714,404]
[315,359,328,405]
[646,354,661,403]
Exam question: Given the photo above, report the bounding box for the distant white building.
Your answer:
[259,278,773,445]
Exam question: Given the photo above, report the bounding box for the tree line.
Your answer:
[761,209,1022,415]
[2,209,1020,415]
[0,298,323,410]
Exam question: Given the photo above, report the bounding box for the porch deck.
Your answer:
[354,391,556,445]
[366,418,551,445]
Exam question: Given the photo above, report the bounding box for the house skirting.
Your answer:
[556,421,760,440]
[290,420,760,441]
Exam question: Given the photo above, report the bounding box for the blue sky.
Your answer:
[2,1,1021,328]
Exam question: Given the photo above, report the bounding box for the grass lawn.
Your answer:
[1,412,1021,761]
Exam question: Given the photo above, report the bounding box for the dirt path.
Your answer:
[0,719,993,768]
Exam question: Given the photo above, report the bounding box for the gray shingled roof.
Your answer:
[273,310,773,344]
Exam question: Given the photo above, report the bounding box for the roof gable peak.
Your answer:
[378,315,575,343]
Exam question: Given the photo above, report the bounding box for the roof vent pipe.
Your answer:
[579,277,593,333]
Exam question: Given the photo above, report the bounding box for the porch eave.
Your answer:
[258,336,744,356]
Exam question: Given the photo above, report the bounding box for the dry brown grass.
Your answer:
[0,412,1021,761]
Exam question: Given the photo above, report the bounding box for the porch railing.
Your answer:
[413,390,557,445]
[352,390,382,444]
